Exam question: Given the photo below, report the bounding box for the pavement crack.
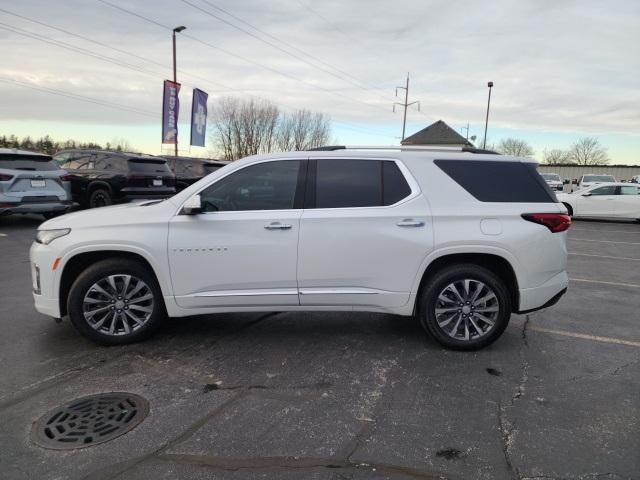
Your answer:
[155,453,448,480]
[497,401,518,480]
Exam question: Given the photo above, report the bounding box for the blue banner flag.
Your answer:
[162,80,180,144]
[190,88,208,147]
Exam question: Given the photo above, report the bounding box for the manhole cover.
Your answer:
[32,392,149,449]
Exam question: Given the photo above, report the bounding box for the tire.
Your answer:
[418,264,512,351]
[562,202,573,217]
[88,188,112,209]
[67,258,165,345]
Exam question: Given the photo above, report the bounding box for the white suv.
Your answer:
[30,147,570,350]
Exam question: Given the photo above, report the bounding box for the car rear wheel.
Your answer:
[67,259,165,345]
[88,188,112,209]
[418,264,512,350]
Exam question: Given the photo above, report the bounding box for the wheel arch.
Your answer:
[58,248,166,317]
[413,251,520,314]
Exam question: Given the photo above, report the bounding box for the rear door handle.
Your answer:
[396,219,425,227]
[264,222,292,230]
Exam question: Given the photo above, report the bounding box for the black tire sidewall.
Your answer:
[89,189,112,209]
[419,264,512,351]
[67,259,164,345]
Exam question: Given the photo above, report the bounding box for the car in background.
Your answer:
[540,172,564,191]
[557,183,640,221]
[0,149,72,218]
[631,175,640,184]
[576,174,617,190]
[162,156,229,191]
[53,150,176,208]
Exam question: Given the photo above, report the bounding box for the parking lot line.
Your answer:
[569,252,640,262]
[569,238,640,245]
[570,227,640,234]
[0,233,7,237]
[570,277,640,289]
[529,326,640,348]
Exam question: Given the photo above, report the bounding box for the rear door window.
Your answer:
[315,159,381,208]
[590,186,617,196]
[620,186,640,195]
[434,160,557,203]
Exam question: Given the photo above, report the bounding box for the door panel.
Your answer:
[168,211,301,308]
[298,195,433,308]
[618,185,640,218]
[576,186,618,216]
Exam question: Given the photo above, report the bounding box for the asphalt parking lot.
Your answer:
[0,214,638,480]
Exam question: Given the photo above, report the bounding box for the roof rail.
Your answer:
[307,145,499,154]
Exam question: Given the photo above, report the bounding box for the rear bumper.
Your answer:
[0,201,72,215]
[517,271,569,313]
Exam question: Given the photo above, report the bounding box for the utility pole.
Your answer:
[461,122,470,141]
[483,81,494,149]
[172,25,186,156]
[393,73,420,141]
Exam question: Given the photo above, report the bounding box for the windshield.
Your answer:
[541,173,560,181]
[583,175,615,182]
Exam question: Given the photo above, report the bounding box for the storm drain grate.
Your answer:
[32,392,149,449]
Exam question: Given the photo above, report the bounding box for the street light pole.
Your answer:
[172,26,186,156]
[483,81,493,149]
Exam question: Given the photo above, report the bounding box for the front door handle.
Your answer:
[264,222,292,230]
[396,219,425,227]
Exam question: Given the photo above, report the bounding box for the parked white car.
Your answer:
[30,147,570,350]
[540,172,564,192]
[577,174,617,190]
[558,183,640,220]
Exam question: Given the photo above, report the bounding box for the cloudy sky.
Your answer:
[1,0,639,163]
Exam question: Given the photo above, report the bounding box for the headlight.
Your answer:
[36,228,71,245]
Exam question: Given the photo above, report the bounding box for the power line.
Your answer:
[0,76,158,118]
[195,0,394,103]
[96,0,392,115]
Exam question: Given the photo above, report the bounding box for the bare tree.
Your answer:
[568,137,609,165]
[210,97,331,160]
[496,138,535,157]
[277,109,331,151]
[543,149,573,164]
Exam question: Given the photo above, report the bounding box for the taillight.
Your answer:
[522,213,571,233]
[59,174,72,182]
[0,173,14,181]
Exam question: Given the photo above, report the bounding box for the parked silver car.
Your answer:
[0,149,72,218]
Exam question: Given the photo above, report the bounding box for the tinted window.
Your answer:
[590,186,617,196]
[128,159,172,175]
[0,154,59,171]
[316,159,381,208]
[620,186,640,195]
[435,160,556,203]
[383,161,412,205]
[583,175,616,182]
[200,160,301,212]
[541,173,560,181]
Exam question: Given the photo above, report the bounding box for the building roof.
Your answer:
[401,120,471,146]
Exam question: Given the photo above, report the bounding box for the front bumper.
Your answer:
[30,242,62,318]
[517,271,569,313]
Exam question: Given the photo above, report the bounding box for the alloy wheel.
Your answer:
[434,279,500,341]
[82,274,154,336]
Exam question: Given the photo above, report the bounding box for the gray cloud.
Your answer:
[0,0,638,137]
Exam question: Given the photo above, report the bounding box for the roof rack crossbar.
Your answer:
[308,145,499,154]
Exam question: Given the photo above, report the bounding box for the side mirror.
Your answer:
[182,194,202,215]
[581,192,592,197]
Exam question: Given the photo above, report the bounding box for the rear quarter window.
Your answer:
[434,159,557,203]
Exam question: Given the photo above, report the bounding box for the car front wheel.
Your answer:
[67,259,165,345]
[88,188,112,209]
[419,264,512,350]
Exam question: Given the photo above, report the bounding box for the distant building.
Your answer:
[401,120,472,147]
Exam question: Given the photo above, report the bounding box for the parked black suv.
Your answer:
[162,156,229,191]
[53,150,176,208]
